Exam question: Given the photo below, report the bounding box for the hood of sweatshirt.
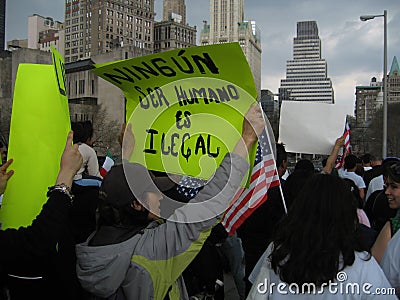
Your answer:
[75,230,141,298]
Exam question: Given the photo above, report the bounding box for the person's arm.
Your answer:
[232,105,264,159]
[132,106,265,283]
[356,176,367,201]
[359,252,398,299]
[381,230,400,297]
[120,123,134,161]
[56,131,84,187]
[371,221,392,264]
[322,136,345,174]
[0,131,82,273]
[169,105,264,223]
[359,188,365,201]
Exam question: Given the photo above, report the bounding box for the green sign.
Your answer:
[128,77,256,179]
[0,48,70,229]
[93,43,257,121]
[93,43,258,180]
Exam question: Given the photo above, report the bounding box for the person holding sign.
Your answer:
[75,105,264,300]
[0,131,82,299]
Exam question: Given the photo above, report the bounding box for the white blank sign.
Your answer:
[278,101,347,155]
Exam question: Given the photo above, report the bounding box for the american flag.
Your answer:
[221,129,281,235]
[336,120,351,169]
[176,176,205,200]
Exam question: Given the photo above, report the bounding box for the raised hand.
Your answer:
[56,131,83,188]
[241,105,265,148]
[122,123,135,160]
[234,105,265,159]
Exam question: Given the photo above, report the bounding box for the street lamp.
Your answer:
[360,10,387,158]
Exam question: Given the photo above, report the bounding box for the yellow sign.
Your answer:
[128,77,257,179]
[94,43,258,179]
[52,46,67,96]
[93,43,257,121]
[0,48,70,229]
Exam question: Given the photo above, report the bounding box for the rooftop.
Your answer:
[390,56,399,76]
[65,58,95,73]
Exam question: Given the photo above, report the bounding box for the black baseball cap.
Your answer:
[100,163,174,209]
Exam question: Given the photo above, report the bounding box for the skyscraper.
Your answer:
[279,21,334,103]
[0,0,5,51]
[64,0,155,63]
[154,0,196,53]
[162,0,186,25]
[200,0,261,96]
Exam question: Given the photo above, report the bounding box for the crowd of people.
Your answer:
[0,110,400,299]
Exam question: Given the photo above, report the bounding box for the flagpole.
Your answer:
[258,103,288,214]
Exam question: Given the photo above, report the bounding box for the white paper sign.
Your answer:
[278,101,347,155]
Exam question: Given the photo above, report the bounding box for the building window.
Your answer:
[79,80,85,94]
[91,80,95,95]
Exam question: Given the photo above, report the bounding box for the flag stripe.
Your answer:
[225,159,277,214]
[100,155,114,177]
[224,162,274,220]
[222,163,276,227]
[222,169,279,233]
[221,128,281,235]
[223,178,280,234]
[336,120,351,169]
[227,176,280,234]
[227,194,268,234]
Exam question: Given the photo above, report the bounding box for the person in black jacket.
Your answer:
[0,131,82,299]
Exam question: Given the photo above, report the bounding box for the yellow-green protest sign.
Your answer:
[0,48,70,229]
[93,43,258,180]
[93,43,257,121]
[52,46,67,97]
[128,77,257,179]
[93,43,258,179]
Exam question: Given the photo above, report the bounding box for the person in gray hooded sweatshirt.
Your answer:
[75,105,265,300]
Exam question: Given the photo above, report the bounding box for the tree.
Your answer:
[91,104,122,159]
[357,103,400,158]
[382,103,400,157]
[0,99,12,148]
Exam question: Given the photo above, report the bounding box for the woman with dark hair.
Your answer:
[247,174,394,299]
[371,162,400,264]
[281,169,314,209]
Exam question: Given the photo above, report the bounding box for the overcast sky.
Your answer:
[5,0,400,115]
